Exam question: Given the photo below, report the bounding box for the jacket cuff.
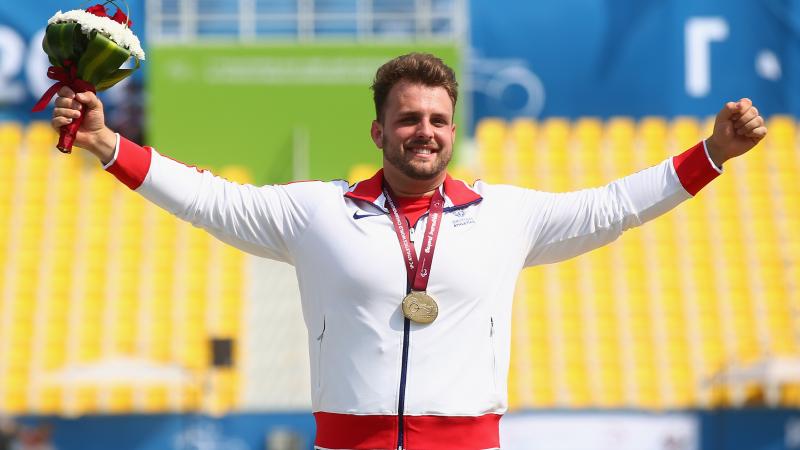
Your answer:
[105,134,152,190]
[672,140,722,196]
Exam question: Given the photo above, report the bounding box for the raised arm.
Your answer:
[523,99,766,266]
[51,87,318,263]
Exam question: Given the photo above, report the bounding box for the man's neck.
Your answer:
[383,169,446,198]
[383,164,447,197]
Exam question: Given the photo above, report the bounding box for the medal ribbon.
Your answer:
[383,186,445,293]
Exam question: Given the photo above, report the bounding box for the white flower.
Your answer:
[48,9,145,61]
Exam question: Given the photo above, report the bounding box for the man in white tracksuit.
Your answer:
[51,53,767,449]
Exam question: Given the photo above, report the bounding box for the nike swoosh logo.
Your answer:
[353,212,383,220]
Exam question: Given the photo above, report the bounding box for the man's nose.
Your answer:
[415,120,434,139]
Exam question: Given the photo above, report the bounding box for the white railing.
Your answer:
[146,0,466,43]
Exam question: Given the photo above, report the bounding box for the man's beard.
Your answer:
[383,138,451,180]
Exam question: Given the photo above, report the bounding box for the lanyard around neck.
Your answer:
[383,187,445,293]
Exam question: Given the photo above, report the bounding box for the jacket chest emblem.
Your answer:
[451,209,476,228]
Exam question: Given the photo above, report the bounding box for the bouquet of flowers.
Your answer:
[32,1,145,153]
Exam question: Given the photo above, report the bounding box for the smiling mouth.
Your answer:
[407,145,438,156]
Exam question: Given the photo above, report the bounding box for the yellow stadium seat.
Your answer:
[108,386,135,413]
[72,386,100,414]
[0,121,24,147]
[25,121,58,149]
[181,345,207,369]
[180,385,202,411]
[509,118,537,151]
[38,386,63,414]
[781,385,800,407]
[530,372,556,407]
[606,117,635,143]
[574,117,603,142]
[1,389,28,414]
[639,116,669,161]
[447,165,477,185]
[347,163,379,184]
[768,115,795,135]
[606,117,636,171]
[219,165,254,184]
[209,369,238,411]
[596,370,625,407]
[573,118,603,178]
[701,116,715,137]
[142,386,170,412]
[0,124,23,181]
[475,118,508,147]
[479,157,504,184]
[671,117,702,148]
[42,348,67,371]
[639,116,668,139]
[0,121,249,415]
[540,118,570,155]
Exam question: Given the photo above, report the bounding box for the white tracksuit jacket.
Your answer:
[105,135,721,450]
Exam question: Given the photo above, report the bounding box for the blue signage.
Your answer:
[468,0,800,125]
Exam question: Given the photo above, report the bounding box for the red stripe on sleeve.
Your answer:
[106,136,152,190]
[672,141,721,196]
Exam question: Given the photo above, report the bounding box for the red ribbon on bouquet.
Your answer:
[31,60,96,153]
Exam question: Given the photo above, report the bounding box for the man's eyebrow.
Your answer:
[396,110,450,118]
[394,111,421,120]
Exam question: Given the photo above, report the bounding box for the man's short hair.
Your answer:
[371,53,458,122]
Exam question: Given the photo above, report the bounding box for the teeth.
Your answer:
[413,148,432,154]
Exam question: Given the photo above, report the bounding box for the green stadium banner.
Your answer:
[149,44,460,185]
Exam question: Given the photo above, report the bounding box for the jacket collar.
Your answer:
[344,169,482,210]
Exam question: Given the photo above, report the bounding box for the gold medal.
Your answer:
[402,291,439,324]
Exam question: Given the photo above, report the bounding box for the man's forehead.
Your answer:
[385,81,453,114]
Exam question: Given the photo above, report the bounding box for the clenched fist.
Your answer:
[706,98,767,167]
[51,86,116,164]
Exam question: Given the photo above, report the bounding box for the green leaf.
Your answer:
[42,23,88,65]
[96,70,131,91]
[96,56,140,91]
[77,31,131,86]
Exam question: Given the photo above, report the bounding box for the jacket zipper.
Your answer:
[397,218,414,450]
[397,316,410,450]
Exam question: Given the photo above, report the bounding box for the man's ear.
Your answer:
[370,120,383,148]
